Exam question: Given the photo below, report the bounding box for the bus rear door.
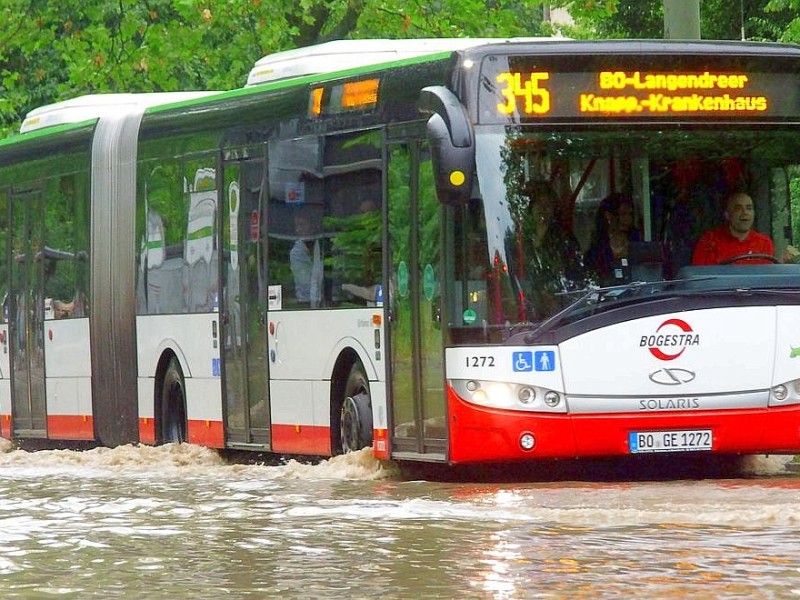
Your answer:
[220,156,271,448]
[9,187,46,438]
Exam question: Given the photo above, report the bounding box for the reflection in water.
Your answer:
[0,441,798,598]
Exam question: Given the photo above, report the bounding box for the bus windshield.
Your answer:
[447,125,800,342]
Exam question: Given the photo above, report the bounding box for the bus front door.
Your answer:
[9,188,47,438]
[387,141,447,461]
[220,158,271,448]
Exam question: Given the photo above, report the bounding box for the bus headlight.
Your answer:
[518,387,536,404]
[482,382,515,408]
[773,385,788,402]
[770,378,800,406]
[449,379,567,413]
[544,391,561,407]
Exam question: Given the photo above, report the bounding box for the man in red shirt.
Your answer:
[692,192,794,265]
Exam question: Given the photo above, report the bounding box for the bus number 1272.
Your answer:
[466,356,495,368]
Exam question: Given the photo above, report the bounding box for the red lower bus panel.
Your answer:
[47,415,95,440]
[373,428,389,460]
[138,418,225,448]
[447,385,800,464]
[139,418,156,445]
[271,424,330,456]
[569,411,789,455]
[187,419,224,448]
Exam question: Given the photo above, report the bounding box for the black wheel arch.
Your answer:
[154,350,187,444]
[329,347,373,455]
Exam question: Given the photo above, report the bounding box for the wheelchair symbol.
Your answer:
[513,351,534,372]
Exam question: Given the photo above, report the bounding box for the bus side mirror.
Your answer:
[419,86,475,206]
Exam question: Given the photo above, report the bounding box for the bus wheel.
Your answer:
[339,361,373,454]
[160,357,187,444]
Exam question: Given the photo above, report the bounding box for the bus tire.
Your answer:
[339,361,373,454]
[160,357,187,444]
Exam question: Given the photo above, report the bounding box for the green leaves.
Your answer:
[0,0,546,137]
[1,0,289,135]
[563,0,797,42]
[6,0,797,140]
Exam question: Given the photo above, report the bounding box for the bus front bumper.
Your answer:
[446,387,800,464]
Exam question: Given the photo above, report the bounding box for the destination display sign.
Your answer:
[309,78,380,117]
[478,54,800,123]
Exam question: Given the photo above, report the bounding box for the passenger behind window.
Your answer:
[586,192,642,285]
[290,210,323,307]
[692,192,798,265]
[43,249,87,319]
[516,181,591,320]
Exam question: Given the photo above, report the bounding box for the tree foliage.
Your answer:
[3,0,800,139]
[560,0,796,41]
[0,0,552,138]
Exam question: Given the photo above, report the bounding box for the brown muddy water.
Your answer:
[0,440,798,598]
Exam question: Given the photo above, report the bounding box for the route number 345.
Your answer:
[496,71,551,115]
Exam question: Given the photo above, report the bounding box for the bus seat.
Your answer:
[628,241,665,282]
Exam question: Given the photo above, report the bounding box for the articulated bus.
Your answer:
[3,38,800,464]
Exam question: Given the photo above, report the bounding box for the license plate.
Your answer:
[628,429,712,453]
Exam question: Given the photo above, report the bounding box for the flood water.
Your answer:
[0,440,799,598]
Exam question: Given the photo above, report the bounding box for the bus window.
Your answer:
[185,167,218,313]
[267,137,324,309]
[137,158,217,315]
[323,131,383,307]
[267,132,383,310]
[43,173,90,320]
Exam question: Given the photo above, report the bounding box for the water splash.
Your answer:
[0,442,223,470]
[739,454,796,476]
[0,436,793,482]
[0,437,14,454]
[0,442,398,481]
[267,448,400,480]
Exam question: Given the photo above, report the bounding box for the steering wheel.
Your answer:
[718,253,779,265]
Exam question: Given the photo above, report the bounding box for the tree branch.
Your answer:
[286,3,332,48]
[322,0,365,41]
[0,0,38,55]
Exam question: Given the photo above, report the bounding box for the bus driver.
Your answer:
[691,192,798,265]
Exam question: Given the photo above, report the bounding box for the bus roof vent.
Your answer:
[20,92,219,133]
[246,38,556,87]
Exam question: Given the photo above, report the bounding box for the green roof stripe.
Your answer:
[0,118,97,149]
[146,50,454,115]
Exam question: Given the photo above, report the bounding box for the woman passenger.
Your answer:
[587,192,641,285]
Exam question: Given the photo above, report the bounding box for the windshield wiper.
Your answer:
[521,278,708,343]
